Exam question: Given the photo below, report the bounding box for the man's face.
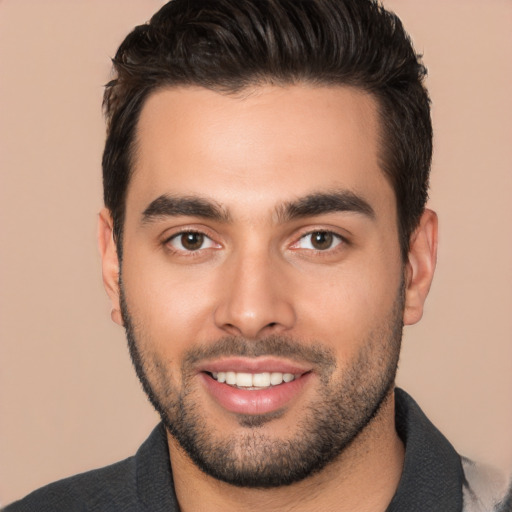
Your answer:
[116,85,406,486]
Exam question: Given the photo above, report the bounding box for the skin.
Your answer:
[99,85,437,512]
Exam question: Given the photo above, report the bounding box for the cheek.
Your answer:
[121,250,221,353]
[294,256,402,357]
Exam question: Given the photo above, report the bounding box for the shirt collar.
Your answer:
[386,388,464,511]
[134,388,465,511]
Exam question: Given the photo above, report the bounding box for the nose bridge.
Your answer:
[214,241,295,338]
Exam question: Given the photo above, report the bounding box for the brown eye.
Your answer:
[295,231,342,251]
[169,232,215,252]
[181,232,204,250]
[310,231,333,250]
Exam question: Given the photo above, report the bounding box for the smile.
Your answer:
[201,366,312,415]
[210,371,298,389]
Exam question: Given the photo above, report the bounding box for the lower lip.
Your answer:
[200,372,312,416]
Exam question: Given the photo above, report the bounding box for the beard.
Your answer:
[120,280,404,488]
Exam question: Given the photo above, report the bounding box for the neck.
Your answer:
[167,390,404,512]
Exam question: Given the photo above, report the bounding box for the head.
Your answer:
[99,0,437,490]
[102,0,432,262]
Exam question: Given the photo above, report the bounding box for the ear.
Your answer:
[98,208,123,326]
[403,209,438,326]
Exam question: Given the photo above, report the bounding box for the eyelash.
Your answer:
[164,229,220,255]
[162,228,348,257]
[291,230,347,253]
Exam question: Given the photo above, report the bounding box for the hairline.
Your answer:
[114,80,412,261]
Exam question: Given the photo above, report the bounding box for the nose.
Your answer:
[213,249,296,339]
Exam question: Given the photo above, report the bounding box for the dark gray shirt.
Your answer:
[3,389,508,511]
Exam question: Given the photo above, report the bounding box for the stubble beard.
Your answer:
[120,281,404,488]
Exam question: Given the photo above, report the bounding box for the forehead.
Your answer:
[127,84,394,221]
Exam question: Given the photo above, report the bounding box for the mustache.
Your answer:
[181,335,337,371]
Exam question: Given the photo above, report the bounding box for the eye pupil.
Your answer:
[311,231,333,250]
[181,232,204,250]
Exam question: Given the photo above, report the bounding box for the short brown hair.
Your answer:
[103,0,432,260]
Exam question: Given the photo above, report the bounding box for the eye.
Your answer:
[167,231,217,252]
[295,231,343,251]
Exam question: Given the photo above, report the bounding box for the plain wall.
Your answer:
[1,0,511,506]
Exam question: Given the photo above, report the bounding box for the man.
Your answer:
[4,0,509,511]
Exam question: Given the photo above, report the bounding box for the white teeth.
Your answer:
[235,372,253,387]
[270,372,284,385]
[252,372,271,387]
[211,371,296,388]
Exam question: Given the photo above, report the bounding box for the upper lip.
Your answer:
[198,357,312,376]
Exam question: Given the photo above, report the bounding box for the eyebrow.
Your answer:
[141,189,375,226]
[277,190,375,222]
[141,195,231,224]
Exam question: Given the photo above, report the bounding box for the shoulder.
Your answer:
[2,424,175,512]
[461,458,511,512]
[2,456,138,512]
[391,389,511,512]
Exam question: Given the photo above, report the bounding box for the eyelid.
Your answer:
[170,233,215,251]
[162,226,222,253]
[289,228,348,252]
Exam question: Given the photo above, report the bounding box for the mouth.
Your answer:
[208,371,300,389]
[198,359,313,416]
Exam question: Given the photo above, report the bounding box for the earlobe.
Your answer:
[403,209,438,326]
[98,208,123,326]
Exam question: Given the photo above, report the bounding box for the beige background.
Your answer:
[1,0,511,506]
